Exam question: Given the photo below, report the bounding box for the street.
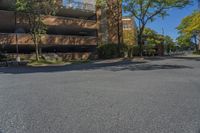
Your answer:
[0,57,200,133]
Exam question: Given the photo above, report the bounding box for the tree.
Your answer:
[27,0,57,61]
[164,35,176,54]
[123,30,137,45]
[176,34,193,50]
[143,28,164,46]
[178,11,200,35]
[177,11,200,51]
[123,0,191,56]
[14,0,57,61]
[143,28,165,55]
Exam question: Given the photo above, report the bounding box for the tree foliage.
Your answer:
[14,0,57,61]
[177,11,200,50]
[164,35,176,53]
[123,30,137,45]
[143,28,164,46]
[176,34,193,50]
[123,0,191,55]
[177,11,200,35]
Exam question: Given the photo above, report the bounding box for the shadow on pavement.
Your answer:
[145,56,200,61]
[173,56,200,61]
[0,59,192,74]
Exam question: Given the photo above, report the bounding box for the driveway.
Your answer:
[0,57,200,133]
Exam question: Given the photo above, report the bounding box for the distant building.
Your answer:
[122,17,137,45]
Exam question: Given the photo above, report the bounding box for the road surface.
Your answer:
[0,57,200,133]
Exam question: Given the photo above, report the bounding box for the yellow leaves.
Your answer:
[123,30,137,45]
[182,12,200,34]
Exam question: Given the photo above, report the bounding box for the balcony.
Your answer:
[42,15,97,29]
[0,33,97,46]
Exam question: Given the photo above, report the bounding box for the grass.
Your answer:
[70,60,91,65]
[28,59,90,67]
[28,59,66,66]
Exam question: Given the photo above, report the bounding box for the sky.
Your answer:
[146,0,198,40]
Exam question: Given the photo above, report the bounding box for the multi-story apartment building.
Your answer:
[0,0,123,58]
[122,16,137,45]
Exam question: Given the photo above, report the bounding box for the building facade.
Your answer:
[0,0,122,56]
[122,17,137,45]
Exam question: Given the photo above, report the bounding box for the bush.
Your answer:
[124,44,157,57]
[97,44,121,59]
[97,44,161,58]
[97,44,142,59]
[193,50,200,55]
[143,45,156,56]
[0,53,10,62]
[123,45,140,57]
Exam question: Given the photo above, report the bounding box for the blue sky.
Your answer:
[146,0,198,40]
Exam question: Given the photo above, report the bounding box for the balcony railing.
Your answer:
[63,1,96,12]
[0,33,97,46]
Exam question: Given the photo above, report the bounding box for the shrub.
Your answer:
[143,45,156,56]
[123,45,140,57]
[0,53,10,62]
[97,44,121,59]
[193,50,200,55]
[97,44,141,59]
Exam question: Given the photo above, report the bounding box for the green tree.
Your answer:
[13,0,28,61]
[123,0,191,56]
[176,34,193,50]
[164,35,176,54]
[143,28,164,55]
[143,28,164,46]
[13,0,57,61]
[177,11,200,50]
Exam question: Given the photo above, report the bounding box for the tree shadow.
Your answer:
[173,56,200,61]
[144,56,200,61]
[0,59,192,74]
[103,63,192,72]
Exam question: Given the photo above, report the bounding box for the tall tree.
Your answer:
[123,0,191,56]
[13,0,28,61]
[176,34,193,50]
[164,35,176,54]
[177,11,200,51]
[14,0,57,61]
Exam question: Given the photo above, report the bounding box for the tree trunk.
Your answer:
[34,35,39,61]
[138,34,143,56]
[14,11,19,58]
[35,42,39,61]
[117,0,121,56]
[138,25,145,57]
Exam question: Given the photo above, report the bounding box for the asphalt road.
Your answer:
[0,57,200,133]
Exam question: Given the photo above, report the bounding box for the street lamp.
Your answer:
[15,28,25,62]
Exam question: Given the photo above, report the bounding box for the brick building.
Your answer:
[0,0,122,59]
[122,17,137,45]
